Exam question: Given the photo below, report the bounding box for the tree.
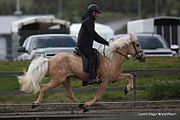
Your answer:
[0,0,179,21]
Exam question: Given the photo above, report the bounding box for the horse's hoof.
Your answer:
[124,86,128,95]
[83,107,89,113]
[31,103,36,109]
[31,102,40,109]
[78,103,89,112]
[78,103,85,109]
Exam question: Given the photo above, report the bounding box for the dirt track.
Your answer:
[0,100,180,120]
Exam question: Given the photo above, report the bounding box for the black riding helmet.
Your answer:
[87,4,101,14]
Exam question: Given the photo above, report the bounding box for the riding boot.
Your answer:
[87,67,102,85]
[82,67,97,86]
[82,69,96,86]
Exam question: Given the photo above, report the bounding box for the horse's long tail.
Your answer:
[18,57,49,94]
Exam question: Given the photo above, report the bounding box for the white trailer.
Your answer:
[128,16,180,53]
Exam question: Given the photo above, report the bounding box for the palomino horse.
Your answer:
[18,33,145,109]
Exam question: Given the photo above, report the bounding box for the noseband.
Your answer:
[131,42,143,58]
[115,42,143,60]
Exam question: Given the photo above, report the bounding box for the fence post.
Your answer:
[133,75,136,108]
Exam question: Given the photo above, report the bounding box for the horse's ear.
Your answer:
[116,47,120,51]
[128,32,137,41]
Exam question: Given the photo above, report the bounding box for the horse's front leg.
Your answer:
[116,73,134,95]
[84,80,108,107]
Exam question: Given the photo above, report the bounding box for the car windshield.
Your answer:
[137,36,169,49]
[31,36,76,50]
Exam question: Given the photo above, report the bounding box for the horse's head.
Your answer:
[107,33,146,62]
[127,33,146,62]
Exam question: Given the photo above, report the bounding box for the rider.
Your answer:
[77,4,109,85]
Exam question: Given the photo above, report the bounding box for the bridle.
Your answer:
[115,42,143,60]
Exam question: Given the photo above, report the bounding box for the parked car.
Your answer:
[111,34,177,57]
[15,34,77,60]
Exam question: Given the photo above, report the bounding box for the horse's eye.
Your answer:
[136,44,140,47]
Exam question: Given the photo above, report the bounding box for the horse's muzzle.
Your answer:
[137,55,146,62]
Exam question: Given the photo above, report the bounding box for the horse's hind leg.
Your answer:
[63,78,79,103]
[34,79,61,104]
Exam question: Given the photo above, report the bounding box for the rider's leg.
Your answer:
[80,47,98,85]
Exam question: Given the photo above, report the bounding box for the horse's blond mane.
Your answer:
[106,33,138,58]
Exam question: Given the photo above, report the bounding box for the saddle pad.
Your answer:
[74,47,100,73]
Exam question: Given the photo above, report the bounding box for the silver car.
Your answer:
[137,34,176,56]
[16,34,77,60]
[111,34,177,57]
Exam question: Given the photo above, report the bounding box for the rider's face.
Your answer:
[92,11,100,17]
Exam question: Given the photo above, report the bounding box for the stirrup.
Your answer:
[82,78,102,86]
[82,79,96,86]
[95,77,102,84]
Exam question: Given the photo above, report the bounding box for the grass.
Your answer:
[0,78,20,90]
[0,60,30,71]
[145,80,180,100]
[0,57,180,71]
[0,57,180,103]
[123,57,180,69]
[0,90,148,104]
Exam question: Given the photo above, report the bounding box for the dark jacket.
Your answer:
[77,15,109,48]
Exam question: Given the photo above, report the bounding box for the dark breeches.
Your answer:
[79,47,97,79]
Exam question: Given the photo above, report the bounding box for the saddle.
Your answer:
[74,47,100,74]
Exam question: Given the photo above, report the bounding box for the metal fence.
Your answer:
[0,69,180,101]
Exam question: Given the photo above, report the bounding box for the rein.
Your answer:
[103,45,109,59]
[98,45,109,59]
[115,50,129,59]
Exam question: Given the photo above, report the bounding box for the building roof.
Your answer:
[154,16,180,20]
[11,16,70,33]
[0,16,26,34]
[0,15,54,34]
